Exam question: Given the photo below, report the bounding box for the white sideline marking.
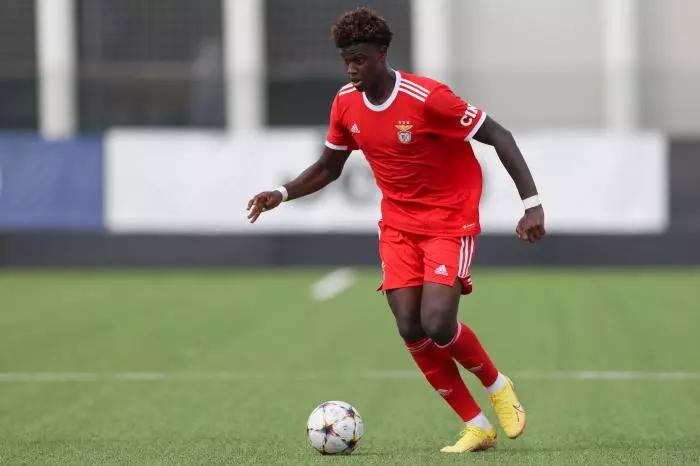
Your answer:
[0,373,100,382]
[0,372,265,382]
[1,370,700,383]
[309,268,357,301]
[363,370,700,381]
[511,370,700,380]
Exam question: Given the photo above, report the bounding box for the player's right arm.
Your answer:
[473,116,545,244]
[246,147,351,224]
[247,91,356,224]
[425,84,545,243]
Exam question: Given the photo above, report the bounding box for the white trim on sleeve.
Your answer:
[398,87,426,103]
[400,80,429,97]
[325,140,348,151]
[402,78,430,94]
[464,112,487,141]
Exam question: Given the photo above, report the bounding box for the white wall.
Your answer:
[639,0,700,135]
[438,0,699,134]
[447,0,604,130]
[105,130,668,234]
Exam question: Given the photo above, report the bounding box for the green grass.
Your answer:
[1,268,700,465]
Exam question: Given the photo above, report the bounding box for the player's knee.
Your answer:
[394,315,425,342]
[420,308,456,345]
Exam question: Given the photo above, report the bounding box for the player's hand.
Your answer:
[516,205,545,243]
[246,191,283,223]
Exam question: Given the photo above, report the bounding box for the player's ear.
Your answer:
[378,45,388,59]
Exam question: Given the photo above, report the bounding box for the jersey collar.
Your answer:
[362,70,401,112]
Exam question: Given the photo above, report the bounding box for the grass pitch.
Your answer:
[1,268,699,465]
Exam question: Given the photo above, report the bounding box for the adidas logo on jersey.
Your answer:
[350,123,360,133]
[434,264,448,276]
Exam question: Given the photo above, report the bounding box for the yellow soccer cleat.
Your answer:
[488,376,526,439]
[440,425,497,453]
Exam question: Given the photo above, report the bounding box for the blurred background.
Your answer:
[0,0,700,266]
[1,2,700,463]
[0,0,698,266]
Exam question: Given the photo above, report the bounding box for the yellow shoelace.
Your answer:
[458,425,484,440]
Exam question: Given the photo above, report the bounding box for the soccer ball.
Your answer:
[306,400,364,455]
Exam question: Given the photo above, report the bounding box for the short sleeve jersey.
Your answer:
[325,70,487,237]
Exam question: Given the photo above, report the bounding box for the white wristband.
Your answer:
[523,195,541,210]
[275,186,289,202]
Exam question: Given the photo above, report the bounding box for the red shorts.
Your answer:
[377,221,476,294]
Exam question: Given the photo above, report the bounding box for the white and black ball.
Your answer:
[306,401,364,455]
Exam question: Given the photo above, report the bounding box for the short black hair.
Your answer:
[331,7,393,49]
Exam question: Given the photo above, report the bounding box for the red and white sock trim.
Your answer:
[465,411,493,430]
[485,372,507,394]
[435,322,462,349]
[406,337,433,353]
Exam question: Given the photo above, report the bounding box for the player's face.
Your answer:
[340,43,387,92]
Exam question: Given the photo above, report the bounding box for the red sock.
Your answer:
[437,322,499,387]
[405,337,481,422]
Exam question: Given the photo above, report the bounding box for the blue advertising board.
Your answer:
[0,135,103,230]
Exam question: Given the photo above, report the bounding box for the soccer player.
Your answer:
[246,7,545,453]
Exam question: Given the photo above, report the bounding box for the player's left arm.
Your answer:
[474,116,545,243]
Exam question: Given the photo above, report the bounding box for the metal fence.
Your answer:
[77,0,224,130]
[0,0,36,128]
[1,0,699,135]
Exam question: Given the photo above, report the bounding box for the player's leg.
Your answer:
[419,235,526,440]
[421,280,499,385]
[418,235,499,384]
[386,286,481,425]
[378,223,481,427]
[386,285,426,343]
[417,280,496,452]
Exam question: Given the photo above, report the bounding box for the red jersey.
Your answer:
[325,70,487,237]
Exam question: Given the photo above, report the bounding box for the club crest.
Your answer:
[395,120,413,144]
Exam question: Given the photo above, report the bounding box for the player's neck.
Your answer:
[364,68,396,105]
